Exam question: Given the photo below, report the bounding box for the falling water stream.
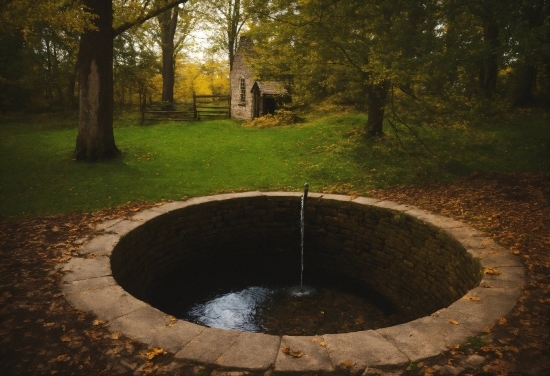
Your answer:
[301,183,308,288]
[287,183,315,297]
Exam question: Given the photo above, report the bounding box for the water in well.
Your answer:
[149,186,410,335]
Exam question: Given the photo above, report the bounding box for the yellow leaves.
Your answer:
[498,317,508,325]
[448,319,460,325]
[282,347,303,358]
[166,316,177,327]
[310,337,326,347]
[462,296,480,302]
[92,320,104,326]
[145,347,167,360]
[111,332,121,340]
[341,359,355,368]
[60,335,72,342]
[484,267,502,275]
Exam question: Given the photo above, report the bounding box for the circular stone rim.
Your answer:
[59,192,525,373]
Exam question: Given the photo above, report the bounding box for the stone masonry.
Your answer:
[58,192,525,374]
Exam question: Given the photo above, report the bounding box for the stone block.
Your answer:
[95,218,123,231]
[324,330,409,371]
[376,314,476,361]
[60,256,111,282]
[108,306,204,353]
[61,275,117,294]
[373,200,417,212]
[131,209,165,222]
[480,266,524,289]
[106,219,143,235]
[215,332,280,370]
[352,197,382,206]
[274,335,333,373]
[175,328,240,364]
[446,286,522,323]
[65,284,147,321]
[80,233,120,255]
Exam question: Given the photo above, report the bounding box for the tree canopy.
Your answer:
[0,0,548,158]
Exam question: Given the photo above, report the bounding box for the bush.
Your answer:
[244,109,301,128]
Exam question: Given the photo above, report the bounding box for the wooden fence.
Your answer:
[141,95,230,124]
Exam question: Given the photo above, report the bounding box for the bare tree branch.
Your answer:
[113,0,188,37]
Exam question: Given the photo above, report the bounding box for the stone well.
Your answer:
[59,192,524,374]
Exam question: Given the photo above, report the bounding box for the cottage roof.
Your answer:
[252,81,289,96]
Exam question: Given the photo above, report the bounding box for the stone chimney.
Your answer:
[237,36,254,53]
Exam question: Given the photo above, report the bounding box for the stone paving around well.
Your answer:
[57,192,525,374]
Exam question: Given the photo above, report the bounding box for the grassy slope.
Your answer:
[0,110,548,220]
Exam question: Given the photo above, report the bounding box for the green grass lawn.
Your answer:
[0,109,548,220]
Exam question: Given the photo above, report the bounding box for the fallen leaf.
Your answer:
[484,267,502,275]
[320,341,327,347]
[93,320,104,326]
[56,354,70,362]
[498,317,508,325]
[60,335,71,342]
[341,359,354,368]
[282,347,303,358]
[448,319,460,325]
[145,347,167,360]
[310,338,318,343]
[166,316,177,327]
[111,332,121,340]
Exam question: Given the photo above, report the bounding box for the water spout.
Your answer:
[300,183,308,289]
[289,183,315,297]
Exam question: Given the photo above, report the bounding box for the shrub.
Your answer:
[244,109,301,128]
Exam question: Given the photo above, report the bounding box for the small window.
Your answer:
[239,78,246,102]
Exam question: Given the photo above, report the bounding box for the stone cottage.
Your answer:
[230,37,291,120]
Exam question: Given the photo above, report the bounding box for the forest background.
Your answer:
[1,0,549,120]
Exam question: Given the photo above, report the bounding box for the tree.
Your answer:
[250,0,438,136]
[508,0,550,107]
[157,6,179,109]
[113,26,158,106]
[0,1,91,111]
[154,0,198,109]
[196,0,251,70]
[75,0,189,161]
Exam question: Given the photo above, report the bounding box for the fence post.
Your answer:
[193,94,197,120]
[140,92,146,125]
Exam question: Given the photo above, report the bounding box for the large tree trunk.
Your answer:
[512,63,537,107]
[158,8,179,110]
[75,0,118,161]
[479,21,499,98]
[366,81,390,136]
